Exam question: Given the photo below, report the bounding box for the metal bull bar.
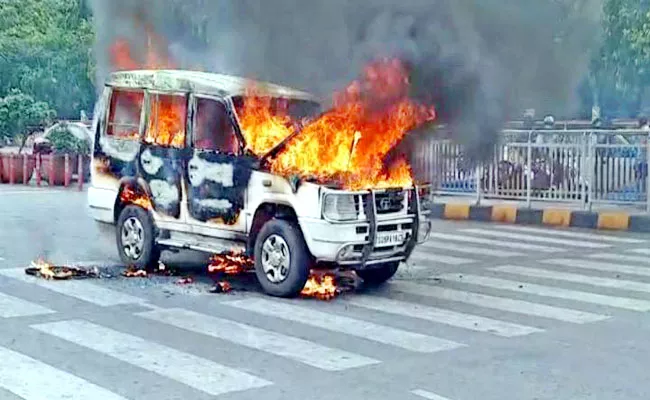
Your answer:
[359,185,425,268]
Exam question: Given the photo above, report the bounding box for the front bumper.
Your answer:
[300,186,432,268]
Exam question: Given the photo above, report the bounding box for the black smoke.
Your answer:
[87,0,603,162]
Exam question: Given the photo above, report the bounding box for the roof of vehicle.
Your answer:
[106,70,318,101]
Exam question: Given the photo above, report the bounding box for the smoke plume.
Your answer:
[87,0,603,161]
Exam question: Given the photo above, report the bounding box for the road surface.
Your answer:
[1,186,650,400]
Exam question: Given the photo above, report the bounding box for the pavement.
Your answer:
[2,186,650,399]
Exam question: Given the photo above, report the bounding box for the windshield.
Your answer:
[231,95,322,156]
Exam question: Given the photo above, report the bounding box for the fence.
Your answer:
[0,153,88,190]
[415,129,650,212]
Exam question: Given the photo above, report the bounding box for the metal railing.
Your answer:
[415,129,650,212]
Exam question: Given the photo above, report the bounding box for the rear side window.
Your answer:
[193,98,239,154]
[145,93,188,149]
[106,89,144,139]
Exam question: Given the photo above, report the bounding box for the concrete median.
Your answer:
[430,201,650,233]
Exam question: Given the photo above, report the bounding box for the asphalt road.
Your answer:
[1,185,650,400]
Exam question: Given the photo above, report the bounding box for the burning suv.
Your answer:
[88,69,432,297]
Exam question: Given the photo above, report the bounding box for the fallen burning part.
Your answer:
[300,270,339,301]
[25,259,100,280]
[121,261,173,278]
[207,251,360,300]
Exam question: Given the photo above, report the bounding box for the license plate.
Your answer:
[375,231,406,247]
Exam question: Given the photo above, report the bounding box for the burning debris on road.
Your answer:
[207,251,351,300]
[300,270,339,301]
[25,259,100,280]
[208,251,254,275]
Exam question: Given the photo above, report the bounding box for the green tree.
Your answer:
[592,0,650,117]
[0,0,95,119]
[0,89,56,142]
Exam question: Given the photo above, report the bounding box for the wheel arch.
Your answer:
[247,201,301,256]
[113,177,153,223]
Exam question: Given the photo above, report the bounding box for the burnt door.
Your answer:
[137,91,188,223]
[186,96,253,233]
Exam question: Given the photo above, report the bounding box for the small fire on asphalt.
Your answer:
[25,259,99,280]
[206,251,359,300]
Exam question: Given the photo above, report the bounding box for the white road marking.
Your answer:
[0,268,144,307]
[344,296,541,337]
[409,252,475,266]
[461,228,610,248]
[411,389,453,400]
[0,292,55,318]
[427,232,561,252]
[0,257,5,261]
[0,345,129,400]
[390,281,609,324]
[420,241,522,257]
[493,265,650,294]
[138,308,379,371]
[492,225,646,243]
[546,258,650,277]
[631,248,650,255]
[589,253,650,264]
[32,320,271,396]
[439,273,650,311]
[225,298,464,353]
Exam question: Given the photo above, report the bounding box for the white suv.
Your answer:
[87,70,432,297]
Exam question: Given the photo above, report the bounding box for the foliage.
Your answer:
[0,89,56,141]
[0,0,95,120]
[592,0,650,117]
[46,124,91,154]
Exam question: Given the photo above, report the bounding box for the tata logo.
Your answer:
[379,198,392,210]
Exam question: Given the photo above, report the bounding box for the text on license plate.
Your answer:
[375,232,406,246]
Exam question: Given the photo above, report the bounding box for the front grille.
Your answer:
[374,190,405,214]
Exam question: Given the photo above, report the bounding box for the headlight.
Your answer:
[322,194,358,221]
[418,186,433,213]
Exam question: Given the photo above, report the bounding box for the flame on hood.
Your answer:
[237,58,436,190]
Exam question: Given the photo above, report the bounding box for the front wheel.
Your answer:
[356,262,399,285]
[254,219,310,298]
[116,205,161,270]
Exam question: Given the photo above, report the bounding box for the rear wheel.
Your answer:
[254,219,310,298]
[356,262,399,285]
[116,205,161,270]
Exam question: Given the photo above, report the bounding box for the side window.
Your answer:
[145,93,187,148]
[193,98,239,153]
[106,89,144,139]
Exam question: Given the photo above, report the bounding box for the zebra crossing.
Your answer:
[0,223,649,399]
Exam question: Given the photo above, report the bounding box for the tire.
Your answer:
[254,219,310,298]
[116,205,161,270]
[357,262,399,285]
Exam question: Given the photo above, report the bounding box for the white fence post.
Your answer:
[646,132,650,213]
[526,131,532,208]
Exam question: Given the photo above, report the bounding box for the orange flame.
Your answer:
[120,185,153,210]
[237,94,294,156]
[110,33,186,149]
[122,267,148,278]
[300,270,339,300]
[237,58,435,190]
[31,259,57,279]
[208,251,254,275]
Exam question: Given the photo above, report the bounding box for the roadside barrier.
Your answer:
[0,153,86,190]
[416,129,650,212]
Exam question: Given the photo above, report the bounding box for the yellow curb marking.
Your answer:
[597,212,630,230]
[491,205,517,223]
[443,204,470,220]
[542,209,572,227]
